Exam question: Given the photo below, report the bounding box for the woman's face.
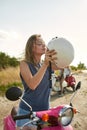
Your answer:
[33,37,47,56]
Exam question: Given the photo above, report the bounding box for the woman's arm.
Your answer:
[20,50,56,90]
[20,61,48,90]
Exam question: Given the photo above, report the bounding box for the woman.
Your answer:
[16,34,59,130]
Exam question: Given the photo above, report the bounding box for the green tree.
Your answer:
[0,52,10,68]
[9,57,19,67]
[77,62,86,70]
[70,65,77,71]
[0,52,19,69]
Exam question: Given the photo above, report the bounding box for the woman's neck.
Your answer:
[34,55,41,64]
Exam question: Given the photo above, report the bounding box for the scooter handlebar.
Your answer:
[13,113,31,121]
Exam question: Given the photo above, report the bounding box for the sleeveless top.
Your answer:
[19,62,51,111]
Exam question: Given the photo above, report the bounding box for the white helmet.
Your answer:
[47,37,74,68]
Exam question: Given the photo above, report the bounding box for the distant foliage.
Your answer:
[70,66,77,71]
[77,62,87,70]
[0,52,19,69]
[71,61,87,71]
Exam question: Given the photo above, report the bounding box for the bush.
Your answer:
[0,52,19,69]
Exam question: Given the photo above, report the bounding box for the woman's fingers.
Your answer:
[44,49,58,65]
[46,49,57,57]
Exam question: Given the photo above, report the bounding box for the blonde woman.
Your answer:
[16,34,59,130]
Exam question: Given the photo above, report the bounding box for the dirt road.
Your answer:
[0,72,87,130]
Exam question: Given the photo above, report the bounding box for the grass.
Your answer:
[0,67,86,96]
[0,66,22,95]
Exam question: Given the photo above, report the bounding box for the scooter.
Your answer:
[52,73,76,92]
[5,81,81,130]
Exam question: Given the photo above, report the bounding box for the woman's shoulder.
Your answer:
[20,60,34,69]
[20,60,26,65]
[20,60,30,68]
[20,60,30,64]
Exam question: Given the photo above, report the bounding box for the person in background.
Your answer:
[58,68,64,96]
[64,66,71,78]
[16,34,61,130]
[58,66,71,96]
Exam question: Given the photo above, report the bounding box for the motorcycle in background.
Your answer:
[51,73,76,92]
[5,81,81,130]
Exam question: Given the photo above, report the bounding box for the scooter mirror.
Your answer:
[5,86,22,101]
[75,81,81,91]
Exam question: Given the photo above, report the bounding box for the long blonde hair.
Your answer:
[24,34,41,65]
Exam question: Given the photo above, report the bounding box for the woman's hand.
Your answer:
[44,49,57,66]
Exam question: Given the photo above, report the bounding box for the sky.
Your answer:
[0,0,87,67]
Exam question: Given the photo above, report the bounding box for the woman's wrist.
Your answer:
[43,62,49,68]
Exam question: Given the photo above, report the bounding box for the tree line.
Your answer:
[71,62,87,70]
[0,51,86,70]
[0,52,19,69]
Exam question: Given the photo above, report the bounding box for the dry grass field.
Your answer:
[0,67,87,130]
[0,67,20,85]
